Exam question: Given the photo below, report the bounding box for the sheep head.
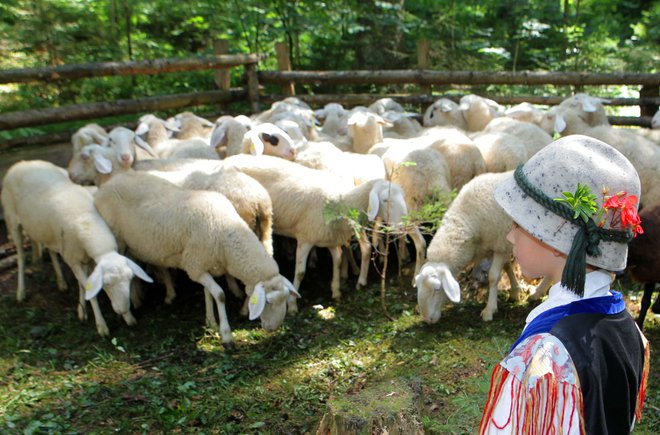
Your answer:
[248,275,300,331]
[414,262,461,324]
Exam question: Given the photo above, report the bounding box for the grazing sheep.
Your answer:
[627,205,660,329]
[222,154,410,313]
[1,160,152,336]
[93,171,299,348]
[471,132,529,173]
[423,98,467,130]
[414,171,521,323]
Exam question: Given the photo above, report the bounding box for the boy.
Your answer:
[479,135,649,434]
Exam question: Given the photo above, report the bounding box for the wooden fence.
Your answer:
[1,42,659,149]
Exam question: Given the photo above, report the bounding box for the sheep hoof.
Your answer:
[480,308,495,322]
[97,324,110,336]
[223,341,236,352]
[78,305,88,321]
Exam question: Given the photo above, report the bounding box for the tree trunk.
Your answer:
[316,378,424,435]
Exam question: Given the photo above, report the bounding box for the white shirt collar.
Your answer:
[524,270,612,330]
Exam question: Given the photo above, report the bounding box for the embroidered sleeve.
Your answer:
[479,333,586,434]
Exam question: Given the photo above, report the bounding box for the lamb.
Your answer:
[470,132,529,173]
[414,171,522,323]
[222,154,410,313]
[423,98,467,130]
[135,116,217,160]
[170,111,214,140]
[627,204,660,329]
[71,123,108,154]
[1,160,153,336]
[212,121,297,160]
[459,94,503,131]
[93,170,299,348]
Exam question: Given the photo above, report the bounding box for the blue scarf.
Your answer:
[510,291,626,352]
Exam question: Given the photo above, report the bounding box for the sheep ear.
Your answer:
[134,136,157,156]
[126,258,153,283]
[210,125,227,149]
[93,152,113,174]
[248,131,265,156]
[248,284,267,320]
[282,277,301,298]
[440,270,461,303]
[197,115,215,127]
[554,114,567,133]
[581,98,597,113]
[367,187,380,221]
[84,266,104,300]
[440,101,454,112]
[135,122,149,136]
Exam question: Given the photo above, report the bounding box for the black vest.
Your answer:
[551,311,645,435]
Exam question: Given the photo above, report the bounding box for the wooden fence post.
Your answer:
[275,42,295,96]
[214,39,231,114]
[640,85,659,118]
[417,39,431,113]
[245,63,261,114]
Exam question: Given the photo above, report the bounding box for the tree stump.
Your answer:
[316,378,424,435]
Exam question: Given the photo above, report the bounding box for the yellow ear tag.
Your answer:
[85,281,93,292]
[250,293,259,305]
[249,143,255,154]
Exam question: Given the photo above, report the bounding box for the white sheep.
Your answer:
[347,111,392,154]
[71,123,108,154]
[170,111,215,140]
[542,106,660,207]
[557,93,610,127]
[213,121,297,160]
[93,170,299,348]
[209,115,251,158]
[470,132,529,173]
[459,94,503,131]
[503,102,545,125]
[135,117,217,160]
[483,116,553,157]
[222,154,410,313]
[423,98,467,130]
[294,140,386,186]
[1,160,153,336]
[414,171,521,323]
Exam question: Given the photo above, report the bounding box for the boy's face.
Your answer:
[506,223,566,283]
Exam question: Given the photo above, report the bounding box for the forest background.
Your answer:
[1,0,659,133]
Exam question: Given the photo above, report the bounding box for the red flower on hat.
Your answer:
[600,191,644,236]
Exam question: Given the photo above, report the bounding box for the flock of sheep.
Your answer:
[2,92,659,348]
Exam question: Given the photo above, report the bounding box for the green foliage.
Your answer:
[554,183,598,223]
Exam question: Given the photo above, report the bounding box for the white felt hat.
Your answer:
[494,135,640,272]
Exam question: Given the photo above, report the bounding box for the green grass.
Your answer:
[0,263,658,434]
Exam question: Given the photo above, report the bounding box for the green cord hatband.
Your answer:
[513,165,632,296]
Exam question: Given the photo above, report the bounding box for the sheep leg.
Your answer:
[71,263,111,336]
[503,261,520,301]
[340,249,349,280]
[10,225,27,302]
[225,275,244,298]
[130,280,143,310]
[31,241,43,265]
[408,225,427,279]
[157,267,176,304]
[48,249,68,291]
[290,242,314,314]
[357,232,371,289]
[345,245,360,275]
[197,273,233,348]
[529,276,552,301]
[397,236,410,265]
[329,246,343,300]
[204,289,219,329]
[481,254,506,321]
[637,282,656,328]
